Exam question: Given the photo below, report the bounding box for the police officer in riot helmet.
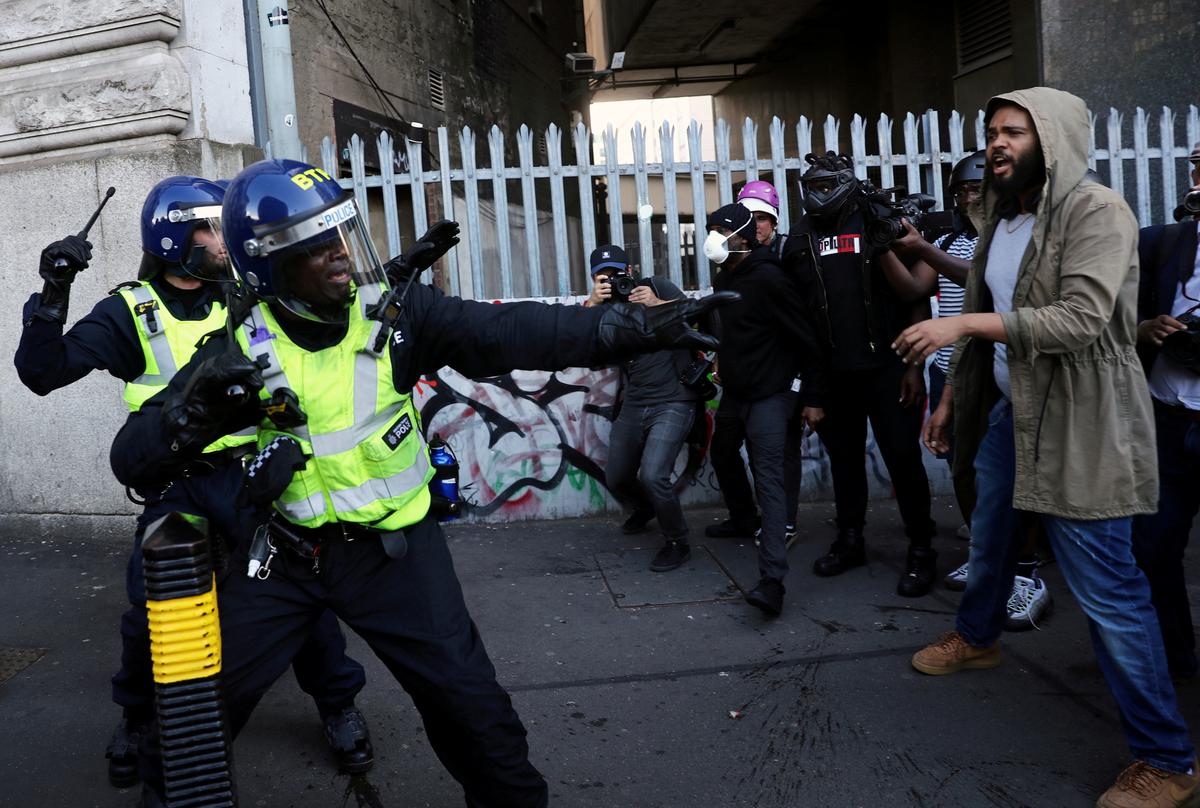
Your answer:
[782,151,940,597]
[110,159,735,806]
[14,176,376,787]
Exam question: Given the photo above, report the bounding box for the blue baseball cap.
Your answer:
[589,244,628,276]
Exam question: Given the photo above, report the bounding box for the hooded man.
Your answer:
[894,88,1197,807]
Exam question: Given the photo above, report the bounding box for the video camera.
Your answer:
[859,184,939,250]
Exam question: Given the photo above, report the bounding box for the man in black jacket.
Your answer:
[1132,146,1200,681]
[783,152,938,597]
[587,245,701,572]
[705,203,826,616]
[110,158,734,807]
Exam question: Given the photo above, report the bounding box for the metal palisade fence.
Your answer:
[317,105,1200,300]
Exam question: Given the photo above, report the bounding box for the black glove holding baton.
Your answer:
[31,187,115,324]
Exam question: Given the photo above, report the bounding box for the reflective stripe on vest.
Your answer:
[235,284,432,530]
[119,283,255,451]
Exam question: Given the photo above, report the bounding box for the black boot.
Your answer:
[897,546,938,597]
[650,540,691,572]
[323,706,374,774]
[745,577,785,616]
[812,528,866,577]
[106,717,147,788]
[621,509,656,535]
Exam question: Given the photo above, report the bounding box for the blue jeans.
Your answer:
[607,401,695,539]
[957,399,1195,773]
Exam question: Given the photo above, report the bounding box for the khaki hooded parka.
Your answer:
[949,87,1158,519]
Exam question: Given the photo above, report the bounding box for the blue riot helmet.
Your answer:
[139,176,228,281]
[222,159,387,324]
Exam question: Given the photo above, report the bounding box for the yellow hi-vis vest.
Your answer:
[119,282,254,454]
[234,284,433,531]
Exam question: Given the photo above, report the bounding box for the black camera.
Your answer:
[1181,189,1200,219]
[860,186,938,249]
[605,272,649,303]
[1161,313,1200,373]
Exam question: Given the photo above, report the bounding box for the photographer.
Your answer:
[782,152,938,598]
[589,245,699,572]
[705,203,826,616]
[1131,142,1200,681]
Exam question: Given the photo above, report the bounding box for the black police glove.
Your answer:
[32,235,93,324]
[597,291,740,358]
[236,436,308,516]
[162,353,265,452]
[383,220,461,284]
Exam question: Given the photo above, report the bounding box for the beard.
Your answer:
[988,147,1045,195]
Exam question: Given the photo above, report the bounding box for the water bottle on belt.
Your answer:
[428,434,461,521]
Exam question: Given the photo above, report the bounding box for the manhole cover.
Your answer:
[0,647,46,684]
[595,545,743,607]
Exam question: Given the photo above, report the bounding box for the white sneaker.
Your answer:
[755,525,799,549]
[1004,574,1052,631]
[943,561,969,591]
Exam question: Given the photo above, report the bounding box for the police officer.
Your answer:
[108,159,733,805]
[14,176,374,785]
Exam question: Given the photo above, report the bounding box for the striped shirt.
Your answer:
[932,232,978,373]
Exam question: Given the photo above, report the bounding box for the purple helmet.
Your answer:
[737,180,780,220]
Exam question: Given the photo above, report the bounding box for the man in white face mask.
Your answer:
[705,203,827,616]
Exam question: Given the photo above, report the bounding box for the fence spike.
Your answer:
[850,114,868,180]
[545,123,571,296]
[516,124,543,297]
[769,116,790,235]
[459,126,485,298]
[715,118,733,207]
[742,117,758,181]
[661,119,682,287]
[687,119,709,289]
[604,124,624,249]
[436,125,461,297]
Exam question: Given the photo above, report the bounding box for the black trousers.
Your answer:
[710,389,800,581]
[606,400,695,539]
[141,515,547,807]
[112,461,365,723]
[1132,403,1200,679]
[814,363,935,543]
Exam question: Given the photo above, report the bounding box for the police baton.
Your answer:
[55,186,115,271]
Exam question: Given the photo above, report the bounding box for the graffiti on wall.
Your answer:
[414,365,952,523]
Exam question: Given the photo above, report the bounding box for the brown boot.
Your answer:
[911,631,1001,675]
[1096,759,1200,808]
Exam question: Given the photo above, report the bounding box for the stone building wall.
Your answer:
[0,0,257,539]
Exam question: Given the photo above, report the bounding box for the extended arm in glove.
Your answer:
[596,291,740,360]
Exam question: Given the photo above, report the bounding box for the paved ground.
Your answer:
[1,496,1198,808]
